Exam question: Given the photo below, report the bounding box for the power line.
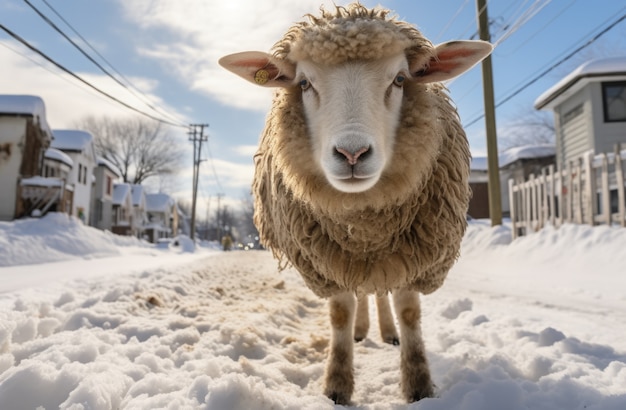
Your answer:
[22,0,187,128]
[435,0,471,42]
[0,23,187,128]
[463,11,626,128]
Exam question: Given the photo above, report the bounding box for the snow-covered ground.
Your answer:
[0,213,625,409]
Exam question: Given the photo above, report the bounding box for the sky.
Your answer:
[1,0,625,216]
[1,214,625,408]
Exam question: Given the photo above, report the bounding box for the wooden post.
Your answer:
[528,174,536,233]
[476,0,502,226]
[548,165,556,227]
[615,143,625,227]
[583,151,597,226]
[565,161,572,223]
[509,178,517,239]
[600,153,611,225]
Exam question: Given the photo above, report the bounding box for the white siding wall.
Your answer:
[0,117,27,220]
[555,86,593,169]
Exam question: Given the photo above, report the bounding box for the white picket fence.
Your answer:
[508,145,626,239]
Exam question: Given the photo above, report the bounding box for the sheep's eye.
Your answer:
[393,74,406,87]
[299,78,311,91]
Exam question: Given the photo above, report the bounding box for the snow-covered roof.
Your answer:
[131,184,145,207]
[535,57,626,110]
[0,94,52,137]
[44,147,73,167]
[51,129,94,152]
[499,144,556,168]
[471,144,556,171]
[112,183,131,206]
[97,156,122,178]
[145,193,175,213]
[20,176,64,187]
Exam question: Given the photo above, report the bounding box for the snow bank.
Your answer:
[0,213,150,267]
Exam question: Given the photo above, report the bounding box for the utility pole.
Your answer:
[476,0,502,226]
[188,124,209,240]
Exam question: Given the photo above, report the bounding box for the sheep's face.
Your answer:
[296,54,408,192]
[219,40,492,192]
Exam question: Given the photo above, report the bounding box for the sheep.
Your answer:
[219,3,492,404]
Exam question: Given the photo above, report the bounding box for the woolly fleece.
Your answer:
[253,3,471,298]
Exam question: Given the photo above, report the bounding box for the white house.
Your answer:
[144,193,179,243]
[130,184,147,238]
[91,157,121,231]
[51,130,97,224]
[534,57,626,170]
[0,95,53,220]
[111,183,133,236]
[40,147,74,214]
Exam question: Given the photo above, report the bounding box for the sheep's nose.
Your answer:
[335,146,370,165]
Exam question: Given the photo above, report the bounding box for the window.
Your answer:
[78,164,82,184]
[106,176,112,195]
[602,81,626,122]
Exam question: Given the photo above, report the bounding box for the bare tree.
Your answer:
[499,107,555,151]
[74,116,185,184]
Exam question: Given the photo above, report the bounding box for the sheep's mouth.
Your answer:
[330,174,379,193]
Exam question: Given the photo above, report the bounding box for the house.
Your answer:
[130,184,147,238]
[91,157,121,231]
[144,193,179,243]
[51,130,98,224]
[469,144,556,219]
[0,95,53,221]
[111,183,133,236]
[534,56,626,170]
[39,147,74,214]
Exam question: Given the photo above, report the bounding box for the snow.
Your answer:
[535,56,626,109]
[19,176,64,188]
[52,129,94,152]
[45,147,74,167]
[112,183,131,206]
[145,193,175,212]
[1,214,625,409]
[471,144,555,171]
[0,94,52,137]
[97,157,122,178]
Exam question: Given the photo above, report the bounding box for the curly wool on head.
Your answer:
[252,4,472,298]
[272,3,435,66]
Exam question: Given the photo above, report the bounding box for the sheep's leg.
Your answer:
[354,293,369,342]
[375,294,399,345]
[324,291,356,405]
[392,288,434,402]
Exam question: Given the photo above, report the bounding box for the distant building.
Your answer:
[111,183,133,236]
[144,193,179,243]
[91,157,121,231]
[535,57,626,170]
[51,130,97,224]
[469,144,556,219]
[0,95,53,220]
[130,184,148,238]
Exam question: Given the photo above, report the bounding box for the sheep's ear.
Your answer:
[218,51,296,88]
[412,40,493,83]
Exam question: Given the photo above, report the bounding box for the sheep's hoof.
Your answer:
[383,336,400,345]
[354,336,364,343]
[328,391,352,405]
[407,385,435,403]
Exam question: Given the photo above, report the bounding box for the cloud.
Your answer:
[116,0,352,112]
[0,41,188,128]
[232,145,258,158]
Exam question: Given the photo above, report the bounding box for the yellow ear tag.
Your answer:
[254,69,269,85]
